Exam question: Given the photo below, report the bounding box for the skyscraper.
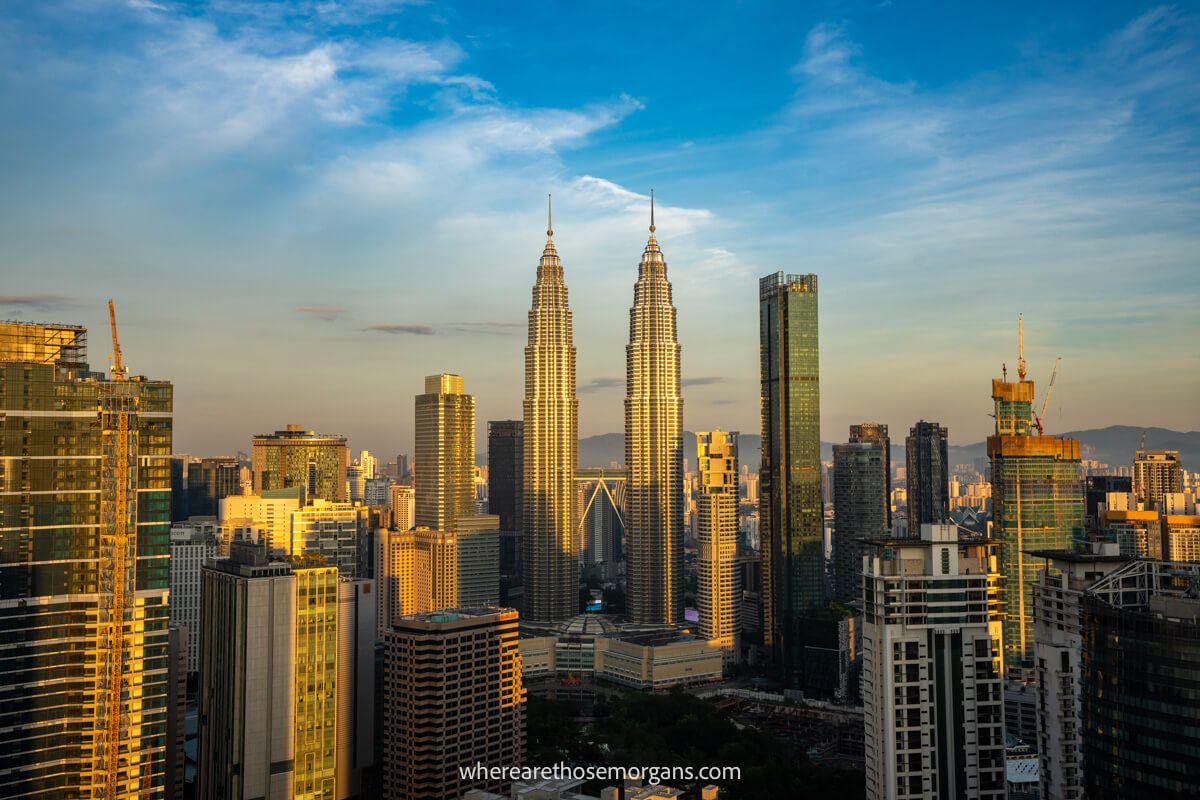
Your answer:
[522,201,580,622]
[862,524,1006,800]
[625,196,684,625]
[197,542,374,800]
[383,608,526,800]
[390,484,414,530]
[988,330,1084,667]
[415,374,475,532]
[906,420,950,537]
[1132,449,1182,510]
[0,318,173,799]
[1029,545,1127,800]
[188,456,242,516]
[759,272,823,686]
[696,430,740,663]
[170,524,219,673]
[252,425,349,503]
[849,422,891,526]
[831,437,888,604]
[1081,560,1200,799]
[488,420,523,532]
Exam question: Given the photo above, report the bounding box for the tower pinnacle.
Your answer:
[650,189,656,234]
[547,193,553,239]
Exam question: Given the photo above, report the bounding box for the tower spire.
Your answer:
[650,189,655,233]
[547,193,553,239]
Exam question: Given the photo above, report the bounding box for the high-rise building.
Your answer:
[849,423,891,526]
[862,524,1006,800]
[415,374,475,532]
[696,430,740,663]
[1132,449,1183,510]
[198,543,373,800]
[364,475,392,507]
[832,437,889,605]
[169,524,218,673]
[336,578,377,800]
[1164,513,1200,561]
[1080,560,1200,799]
[358,449,378,480]
[1083,475,1131,534]
[625,198,684,625]
[252,424,349,502]
[905,421,949,536]
[374,526,463,634]
[347,462,366,504]
[383,608,526,800]
[166,625,188,800]
[1029,544,1127,800]
[219,487,303,554]
[457,513,500,606]
[0,319,173,799]
[522,204,579,622]
[488,420,524,532]
[759,272,824,687]
[390,484,414,530]
[187,456,241,517]
[290,499,367,576]
[987,339,1084,666]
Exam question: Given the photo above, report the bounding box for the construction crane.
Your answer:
[1033,357,1061,435]
[107,299,126,380]
[98,300,133,798]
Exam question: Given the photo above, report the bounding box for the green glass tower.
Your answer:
[988,364,1084,668]
[758,272,824,687]
[0,320,173,798]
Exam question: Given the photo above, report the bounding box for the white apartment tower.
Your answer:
[862,523,1006,800]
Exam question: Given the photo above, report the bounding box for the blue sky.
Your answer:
[1,0,1197,459]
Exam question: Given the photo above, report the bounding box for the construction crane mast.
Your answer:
[94,301,138,798]
[1017,313,1026,382]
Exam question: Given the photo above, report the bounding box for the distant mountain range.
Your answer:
[571,425,1198,472]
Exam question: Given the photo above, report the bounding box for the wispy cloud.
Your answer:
[682,376,724,387]
[296,305,346,321]
[0,294,72,310]
[364,323,435,335]
[579,376,622,393]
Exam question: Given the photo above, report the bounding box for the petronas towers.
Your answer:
[624,198,684,625]
[523,199,580,621]
[523,194,683,626]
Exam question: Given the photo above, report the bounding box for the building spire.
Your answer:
[547,193,553,239]
[650,189,656,234]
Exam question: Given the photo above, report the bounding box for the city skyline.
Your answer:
[1,1,1197,459]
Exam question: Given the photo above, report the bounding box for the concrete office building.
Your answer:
[169,525,218,673]
[862,524,1006,800]
[1132,449,1182,511]
[383,609,525,800]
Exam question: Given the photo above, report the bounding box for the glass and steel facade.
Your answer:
[252,426,349,503]
[987,378,1083,666]
[759,272,824,687]
[1081,560,1200,799]
[832,439,888,604]
[906,420,950,536]
[0,321,172,799]
[414,375,475,533]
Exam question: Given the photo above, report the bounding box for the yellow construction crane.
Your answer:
[98,300,133,798]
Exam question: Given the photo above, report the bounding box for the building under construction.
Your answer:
[987,316,1083,671]
[0,314,173,798]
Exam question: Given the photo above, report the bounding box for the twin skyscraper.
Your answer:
[522,193,684,625]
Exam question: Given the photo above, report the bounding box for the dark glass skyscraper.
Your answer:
[849,422,890,527]
[906,420,950,537]
[831,438,888,604]
[759,272,823,687]
[187,456,241,517]
[0,320,173,798]
[488,420,523,582]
